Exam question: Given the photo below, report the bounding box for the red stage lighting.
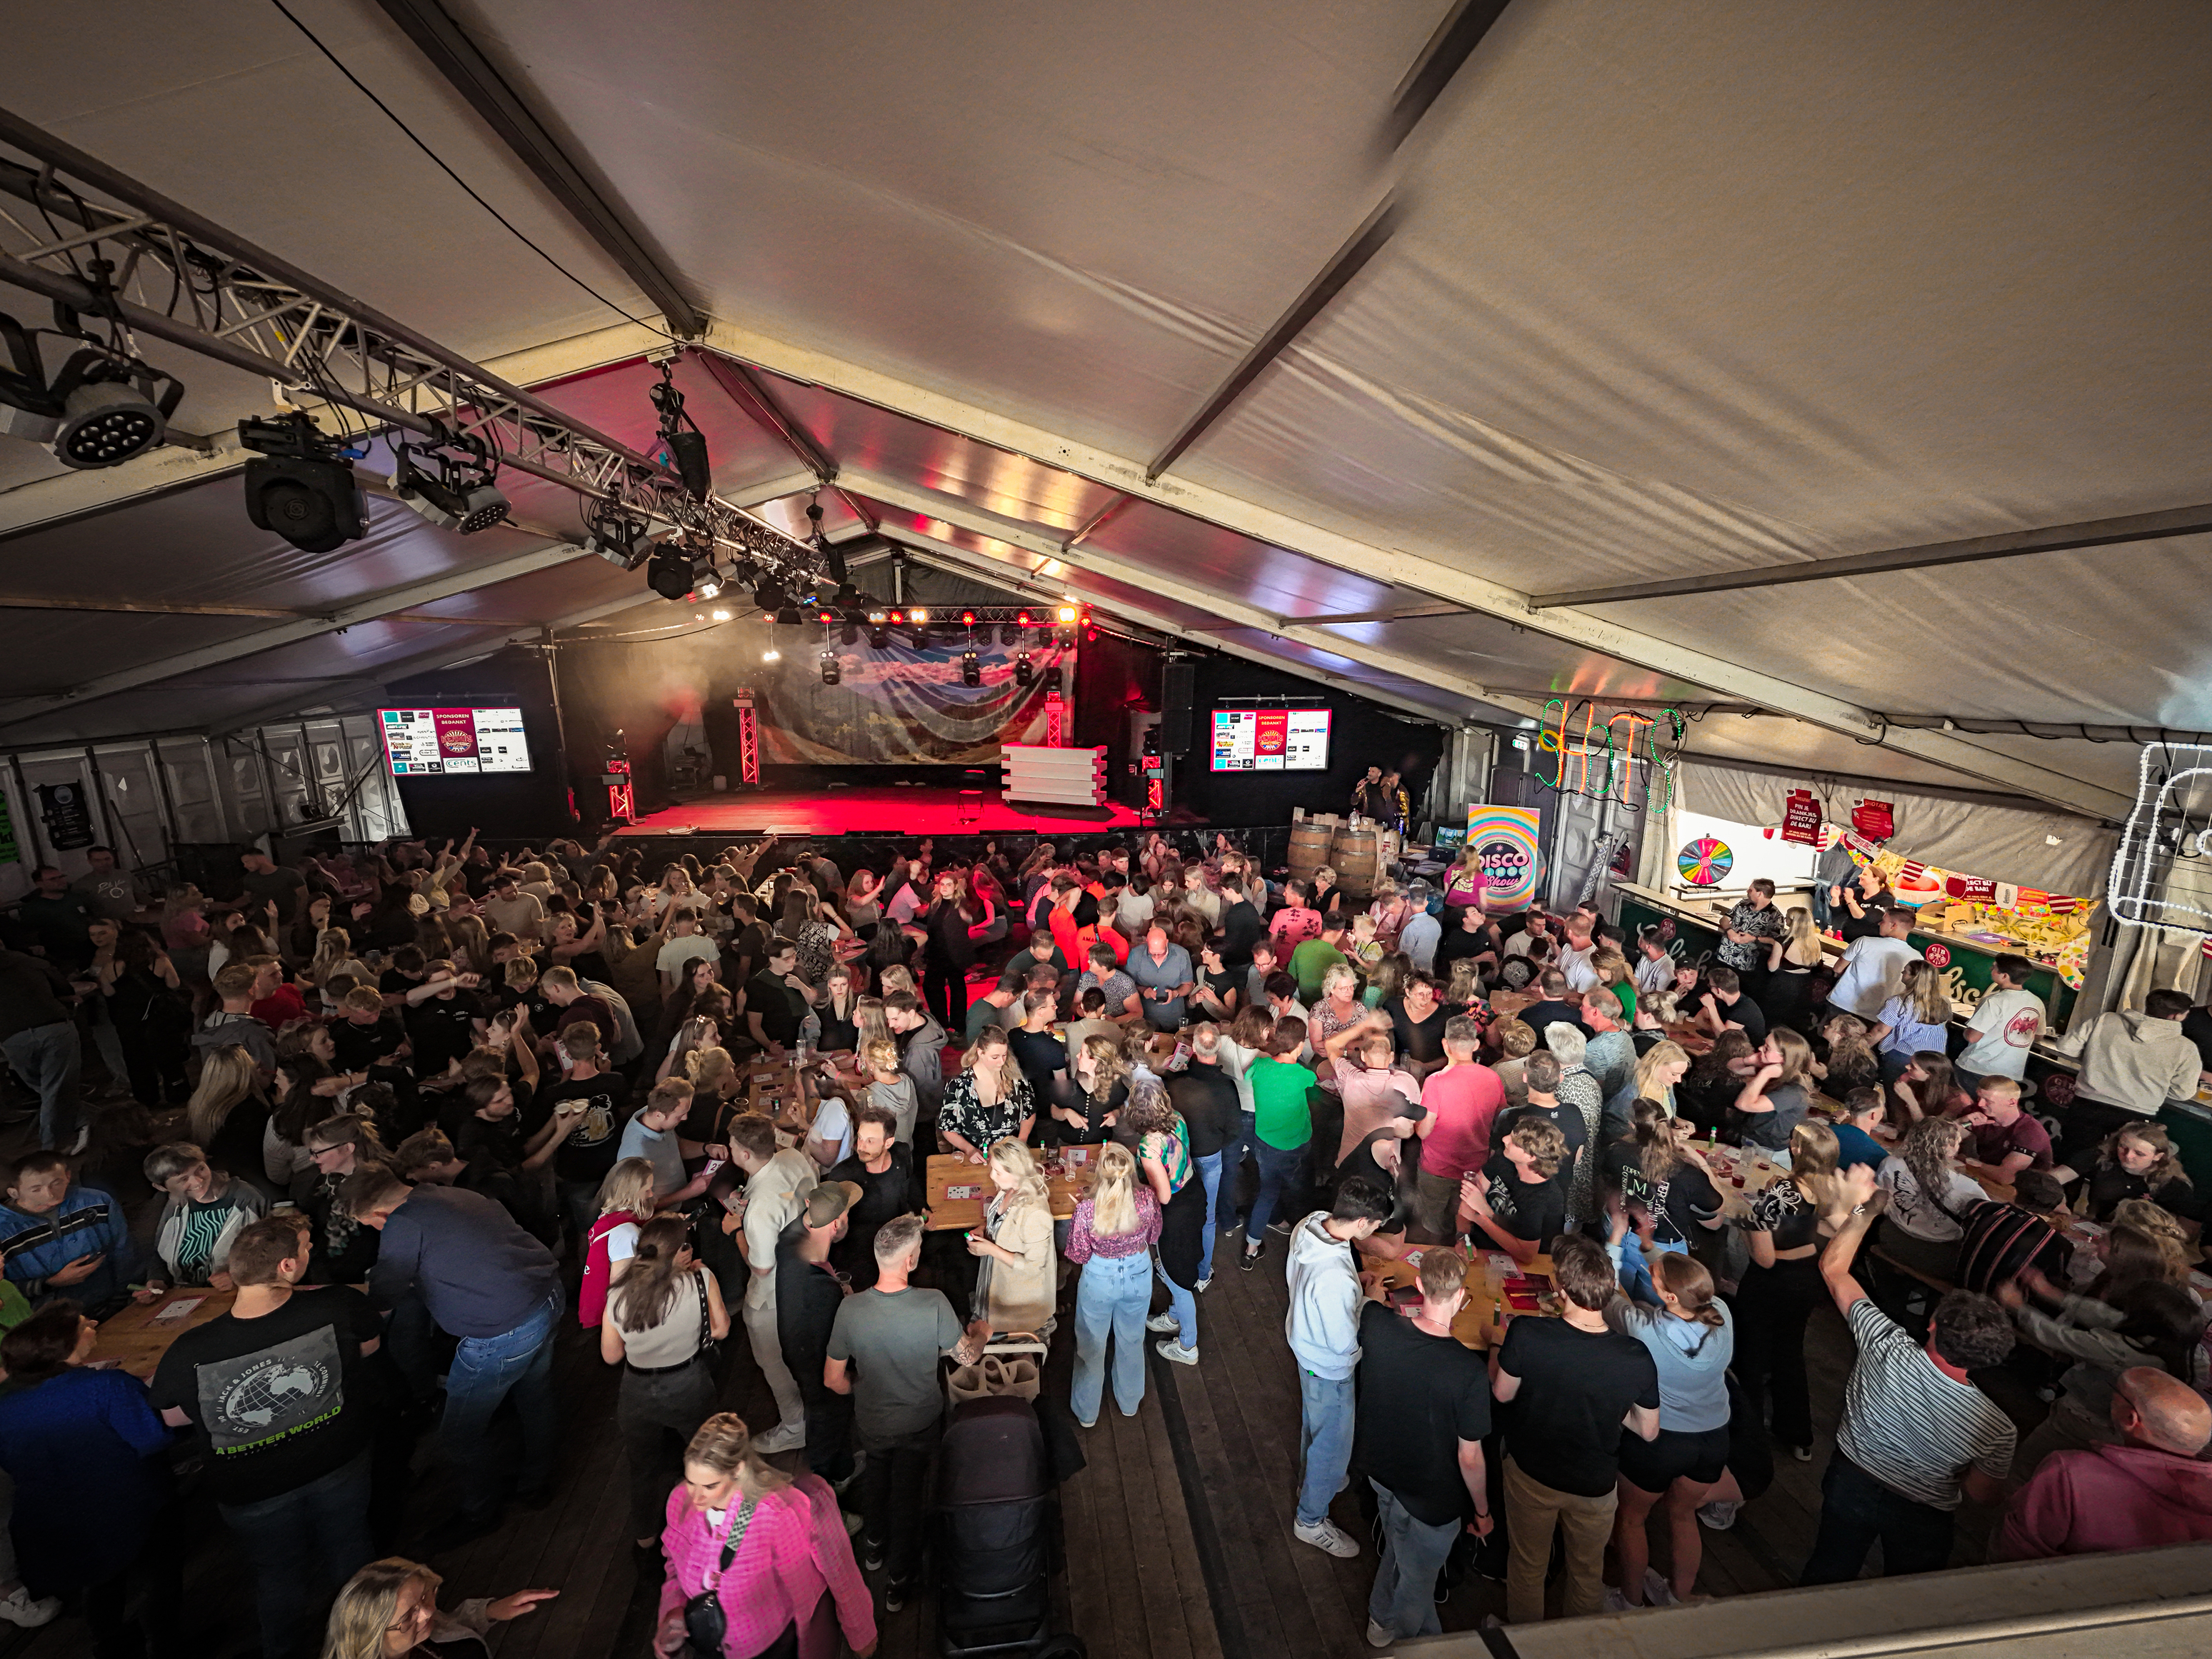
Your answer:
[960,609,977,626]
[1015,609,1033,627]
[887,608,905,626]
[816,609,836,626]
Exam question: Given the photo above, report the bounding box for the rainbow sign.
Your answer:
[1467,805,1544,911]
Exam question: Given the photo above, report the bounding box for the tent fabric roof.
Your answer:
[0,1,2206,826]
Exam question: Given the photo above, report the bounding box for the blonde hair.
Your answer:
[1901,959,1951,1026]
[595,1157,657,1219]
[1787,1120,1847,1214]
[1078,1032,1130,1097]
[683,1413,792,1502]
[962,1026,1011,1073]
[854,996,891,1056]
[1768,1027,1816,1088]
[187,1046,261,1146]
[686,1046,736,1096]
[1321,962,1361,1001]
[1782,906,1819,960]
[321,1558,441,1659]
[879,964,916,998]
[864,1037,901,1075]
[988,1138,1050,1219]
[1633,1040,1689,1105]
[1086,1142,1142,1239]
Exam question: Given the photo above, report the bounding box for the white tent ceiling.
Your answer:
[0,0,2206,826]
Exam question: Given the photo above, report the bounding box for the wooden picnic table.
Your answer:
[924,1149,1092,1232]
[1358,1247,1558,1350]
[91,1285,238,1380]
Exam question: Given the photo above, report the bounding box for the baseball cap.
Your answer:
[804,1181,864,1228]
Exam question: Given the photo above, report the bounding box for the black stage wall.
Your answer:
[384,646,580,842]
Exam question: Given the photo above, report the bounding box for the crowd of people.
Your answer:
[0,827,2205,1655]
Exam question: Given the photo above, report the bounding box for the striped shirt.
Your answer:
[1835,1299,2014,1510]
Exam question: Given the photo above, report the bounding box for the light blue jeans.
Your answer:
[1071,1250,1153,1423]
[1296,1369,1356,1527]
[1615,1236,1686,1306]
[1153,1252,1198,1352]
[1194,1149,1225,1280]
[442,1285,563,1521]
[1368,1478,1456,1638]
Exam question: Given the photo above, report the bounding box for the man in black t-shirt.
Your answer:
[777,1180,862,1486]
[1519,971,1591,1050]
[151,1215,383,1659]
[745,940,807,1055]
[1494,1051,1586,1219]
[829,1105,922,1289]
[1355,1248,1491,1644]
[1491,1236,1660,1623]
[540,1024,626,1235]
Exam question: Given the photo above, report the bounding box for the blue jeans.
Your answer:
[1153,1252,1198,1351]
[220,1448,376,1659]
[3,1019,81,1151]
[1878,1047,1914,1085]
[1248,1138,1307,1241]
[442,1285,563,1522]
[1071,1250,1153,1423]
[1616,1236,1686,1307]
[1296,1369,1356,1527]
[1368,1478,1456,1638]
[1193,1149,1224,1279]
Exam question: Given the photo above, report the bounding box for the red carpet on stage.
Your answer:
[618,785,1143,838]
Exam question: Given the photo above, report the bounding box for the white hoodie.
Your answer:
[1284,1211,1363,1380]
[2051,1010,2202,1114]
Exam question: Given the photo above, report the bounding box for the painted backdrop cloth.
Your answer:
[756,638,1074,765]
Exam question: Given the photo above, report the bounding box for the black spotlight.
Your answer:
[1044,666,1064,692]
[649,360,712,501]
[774,604,802,626]
[1014,652,1034,686]
[998,623,1021,647]
[646,546,698,601]
[238,413,367,553]
[820,651,841,686]
[961,650,981,688]
[869,625,890,649]
[754,576,788,613]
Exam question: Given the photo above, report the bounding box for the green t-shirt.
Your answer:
[1290,939,1346,1003]
[1248,1057,1318,1151]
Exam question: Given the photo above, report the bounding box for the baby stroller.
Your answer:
[931,1395,1062,1658]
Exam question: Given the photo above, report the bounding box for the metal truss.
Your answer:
[0,104,819,582]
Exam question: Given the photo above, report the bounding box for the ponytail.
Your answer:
[1654,1253,1726,1331]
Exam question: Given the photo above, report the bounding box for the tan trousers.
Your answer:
[742,1295,806,1437]
[1503,1455,1617,1623]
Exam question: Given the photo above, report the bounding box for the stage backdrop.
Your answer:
[755,636,1076,765]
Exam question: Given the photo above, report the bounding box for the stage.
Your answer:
[615,783,1149,838]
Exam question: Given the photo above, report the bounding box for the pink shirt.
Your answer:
[1066,1186,1161,1262]
[1270,906,1323,954]
[1331,1058,1422,1163]
[1418,1062,1507,1182]
[659,1473,876,1659]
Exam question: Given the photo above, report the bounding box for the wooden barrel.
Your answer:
[1288,821,1334,881]
[1329,826,1382,898]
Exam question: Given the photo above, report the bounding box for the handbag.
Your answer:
[692,1269,721,1365]
[946,1345,1042,1404]
[683,1495,759,1657]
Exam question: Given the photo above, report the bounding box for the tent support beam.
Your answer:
[1386,0,1518,149]
[1145,196,1400,481]
[1529,503,2212,608]
[845,470,1518,716]
[881,530,1473,726]
[371,0,704,336]
[698,326,2133,820]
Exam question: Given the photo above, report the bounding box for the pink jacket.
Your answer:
[658,1473,876,1659]
[1994,1442,2212,1560]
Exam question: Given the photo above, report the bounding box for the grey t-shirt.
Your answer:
[827,1284,964,1440]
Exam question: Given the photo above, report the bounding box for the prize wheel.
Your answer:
[1677,836,1733,887]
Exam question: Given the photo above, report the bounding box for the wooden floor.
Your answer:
[0,1166,2037,1659]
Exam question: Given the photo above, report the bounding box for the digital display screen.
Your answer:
[379,707,531,776]
[1208,707,1332,771]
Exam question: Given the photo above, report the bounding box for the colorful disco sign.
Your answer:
[1467,805,1543,911]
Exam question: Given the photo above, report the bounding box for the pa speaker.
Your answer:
[1159,659,1196,754]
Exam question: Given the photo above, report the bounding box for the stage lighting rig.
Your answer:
[908,608,930,626]
[961,650,981,687]
[1056,604,1080,624]
[755,573,789,612]
[0,311,183,468]
[583,504,652,571]
[646,536,720,602]
[649,359,712,501]
[391,432,510,533]
[237,411,367,553]
[774,604,802,626]
[820,651,841,686]
[809,500,851,586]
[1014,652,1034,686]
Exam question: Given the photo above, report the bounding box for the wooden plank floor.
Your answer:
[0,1186,2035,1659]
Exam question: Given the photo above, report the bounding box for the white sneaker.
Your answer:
[754,1420,806,1454]
[0,1587,59,1628]
[64,1124,89,1156]
[1195,1275,1213,1293]
[1366,1618,1395,1648]
[1293,1517,1358,1558]
[1146,1311,1182,1334]
[842,1509,864,1535]
[1603,1588,1634,1614]
[1155,1339,1198,1365]
[1696,1499,1741,1531]
[1643,1567,1679,1606]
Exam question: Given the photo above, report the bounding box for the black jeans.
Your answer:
[617,1358,718,1543]
[2056,1097,2153,1165]
[1729,1254,1823,1451]
[858,1420,941,1584]
[799,1377,855,1485]
[922,960,968,1033]
[1799,1452,1955,1583]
